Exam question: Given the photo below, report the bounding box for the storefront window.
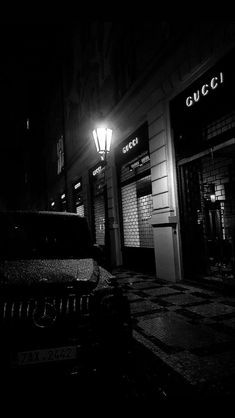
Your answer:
[121,175,153,248]
[116,122,155,271]
[94,194,105,246]
[73,179,84,217]
[90,162,106,246]
[171,48,235,285]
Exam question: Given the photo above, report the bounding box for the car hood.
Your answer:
[0,258,100,288]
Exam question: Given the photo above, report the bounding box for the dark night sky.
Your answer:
[0,24,67,208]
[0,24,64,132]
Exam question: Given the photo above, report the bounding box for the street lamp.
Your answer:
[92,125,113,269]
[92,127,113,162]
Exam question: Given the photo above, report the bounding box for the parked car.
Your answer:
[0,210,132,390]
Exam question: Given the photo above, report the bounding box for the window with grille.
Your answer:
[121,174,153,248]
[76,204,85,217]
[90,166,106,246]
[73,180,84,217]
[94,195,105,245]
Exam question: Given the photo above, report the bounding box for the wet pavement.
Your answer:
[5,268,235,411]
[112,267,235,401]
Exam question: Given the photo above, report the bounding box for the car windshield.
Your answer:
[0,211,93,260]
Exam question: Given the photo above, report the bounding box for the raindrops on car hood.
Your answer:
[0,258,98,285]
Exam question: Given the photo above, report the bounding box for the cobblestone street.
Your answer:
[112,267,235,400]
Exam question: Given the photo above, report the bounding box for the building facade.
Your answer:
[44,22,235,286]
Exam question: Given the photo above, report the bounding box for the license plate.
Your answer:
[18,346,77,366]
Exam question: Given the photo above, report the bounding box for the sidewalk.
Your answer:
[112,267,235,399]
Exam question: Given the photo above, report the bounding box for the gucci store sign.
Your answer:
[122,137,138,154]
[186,72,224,107]
[117,122,149,166]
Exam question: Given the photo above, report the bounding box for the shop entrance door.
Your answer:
[178,144,235,284]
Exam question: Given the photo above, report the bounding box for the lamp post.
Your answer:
[92,126,113,269]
